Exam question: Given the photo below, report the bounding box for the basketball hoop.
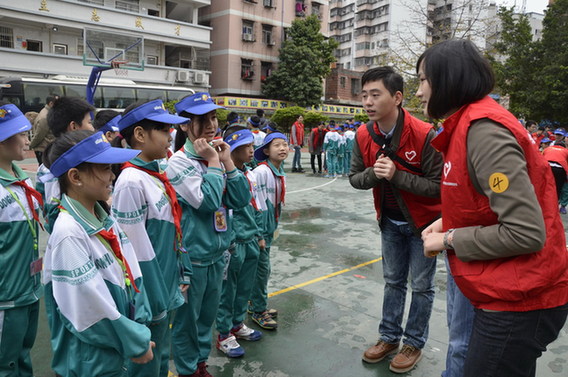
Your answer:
[111,60,129,76]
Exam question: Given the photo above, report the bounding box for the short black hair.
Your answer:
[93,109,120,130]
[361,66,404,96]
[227,111,239,123]
[47,97,94,137]
[256,109,264,117]
[525,120,538,128]
[417,39,495,119]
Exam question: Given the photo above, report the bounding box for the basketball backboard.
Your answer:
[83,27,144,71]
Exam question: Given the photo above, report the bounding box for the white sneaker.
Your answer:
[231,323,263,341]
[216,335,245,357]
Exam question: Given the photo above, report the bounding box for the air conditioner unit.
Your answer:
[243,34,254,41]
[193,72,206,84]
[268,39,276,46]
[176,70,190,82]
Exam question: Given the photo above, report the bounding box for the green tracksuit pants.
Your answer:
[249,236,273,313]
[216,239,261,334]
[0,301,39,377]
[172,258,224,375]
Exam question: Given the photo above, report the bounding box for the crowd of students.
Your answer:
[0,93,288,377]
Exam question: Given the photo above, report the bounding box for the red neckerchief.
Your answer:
[244,170,259,211]
[259,162,285,221]
[98,228,140,293]
[122,162,184,252]
[12,180,45,230]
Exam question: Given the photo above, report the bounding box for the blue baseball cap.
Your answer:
[50,131,141,178]
[554,128,565,135]
[175,92,224,115]
[224,129,254,151]
[118,100,189,131]
[254,132,288,161]
[541,138,552,143]
[0,104,32,142]
[98,114,121,133]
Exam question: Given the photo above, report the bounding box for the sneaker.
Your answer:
[561,206,567,214]
[291,167,298,172]
[198,362,214,377]
[251,311,278,330]
[231,323,263,341]
[362,340,399,363]
[389,344,422,373]
[216,335,245,358]
[298,168,306,173]
[247,302,278,318]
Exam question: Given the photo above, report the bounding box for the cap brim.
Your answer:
[230,135,255,151]
[147,113,189,125]
[0,116,32,142]
[181,103,224,115]
[87,147,141,164]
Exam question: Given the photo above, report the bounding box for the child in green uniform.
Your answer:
[0,103,43,376]
[250,132,289,329]
[215,126,264,358]
[112,100,191,377]
[42,130,154,376]
[166,93,251,377]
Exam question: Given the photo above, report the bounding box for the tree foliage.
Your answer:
[490,6,536,117]
[303,110,328,129]
[531,0,568,123]
[270,106,305,132]
[262,15,338,107]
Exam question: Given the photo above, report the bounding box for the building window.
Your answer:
[340,76,346,88]
[0,26,13,48]
[241,59,254,80]
[244,0,258,4]
[77,39,84,57]
[26,40,43,52]
[263,0,275,7]
[312,3,322,18]
[148,9,159,16]
[351,78,361,95]
[53,43,68,55]
[295,0,306,16]
[146,55,158,65]
[78,0,104,5]
[116,0,140,12]
[242,20,255,42]
[261,61,273,82]
[262,25,274,45]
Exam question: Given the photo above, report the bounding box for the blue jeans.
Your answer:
[442,256,474,377]
[292,146,302,169]
[379,218,436,349]
[464,302,568,377]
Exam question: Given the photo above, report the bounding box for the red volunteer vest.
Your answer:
[356,108,441,229]
[543,145,568,174]
[432,96,568,311]
[292,122,305,145]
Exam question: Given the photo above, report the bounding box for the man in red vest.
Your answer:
[309,121,326,174]
[290,115,305,173]
[349,66,443,373]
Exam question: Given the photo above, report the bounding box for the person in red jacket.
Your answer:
[418,39,568,377]
[543,143,568,199]
[290,115,305,173]
[308,121,326,174]
[349,66,443,373]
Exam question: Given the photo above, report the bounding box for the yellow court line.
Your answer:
[268,257,382,298]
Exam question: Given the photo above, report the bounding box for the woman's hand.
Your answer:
[131,341,155,364]
[194,138,219,163]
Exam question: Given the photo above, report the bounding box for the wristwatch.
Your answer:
[443,228,455,250]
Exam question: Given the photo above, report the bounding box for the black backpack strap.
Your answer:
[366,121,422,174]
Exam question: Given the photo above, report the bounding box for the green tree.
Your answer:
[531,0,568,123]
[262,15,338,107]
[303,110,328,129]
[354,113,369,124]
[270,106,305,132]
[490,6,536,117]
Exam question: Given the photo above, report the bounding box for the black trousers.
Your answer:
[310,153,322,173]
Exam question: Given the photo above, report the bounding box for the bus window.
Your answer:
[167,90,191,103]
[94,87,104,109]
[137,88,167,102]
[23,83,63,112]
[102,87,136,109]
[64,84,84,98]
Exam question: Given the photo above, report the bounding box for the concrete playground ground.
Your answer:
[20,151,568,377]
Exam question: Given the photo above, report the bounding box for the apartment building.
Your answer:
[0,0,211,88]
[199,0,329,97]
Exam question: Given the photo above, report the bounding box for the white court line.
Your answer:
[287,177,338,194]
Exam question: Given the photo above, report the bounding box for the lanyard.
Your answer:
[5,186,38,251]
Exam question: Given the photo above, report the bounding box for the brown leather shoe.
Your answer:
[389,344,423,373]
[362,340,399,363]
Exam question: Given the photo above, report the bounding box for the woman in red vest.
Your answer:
[418,39,568,377]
